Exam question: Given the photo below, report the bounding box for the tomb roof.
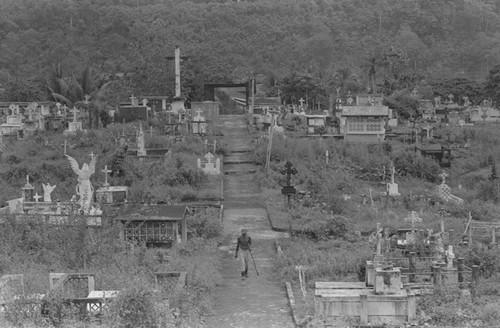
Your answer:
[341,106,390,116]
[117,204,186,221]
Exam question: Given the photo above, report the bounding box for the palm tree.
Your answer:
[46,65,118,129]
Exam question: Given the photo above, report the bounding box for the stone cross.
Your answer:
[298,98,305,108]
[90,151,95,160]
[130,95,137,105]
[33,192,42,202]
[196,109,204,117]
[347,96,354,105]
[62,105,68,116]
[71,107,78,123]
[279,161,298,186]
[84,94,91,104]
[101,165,111,186]
[204,152,214,164]
[439,171,449,185]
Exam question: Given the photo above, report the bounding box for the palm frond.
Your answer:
[51,93,73,107]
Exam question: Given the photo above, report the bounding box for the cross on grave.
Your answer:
[196,109,204,117]
[439,171,449,185]
[33,192,42,202]
[279,161,298,186]
[90,151,95,160]
[101,165,111,186]
[129,95,137,105]
[298,98,305,108]
[70,107,78,122]
[84,94,91,105]
[204,152,214,164]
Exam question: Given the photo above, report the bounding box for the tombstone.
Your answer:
[388,118,398,127]
[404,211,422,226]
[463,96,470,107]
[65,107,82,134]
[197,152,221,175]
[374,267,403,295]
[442,245,458,284]
[130,95,139,107]
[41,104,51,116]
[137,124,146,157]
[22,175,35,202]
[434,96,441,107]
[192,109,206,134]
[42,183,56,202]
[447,94,454,103]
[386,165,400,196]
[142,98,148,106]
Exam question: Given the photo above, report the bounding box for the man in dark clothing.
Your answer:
[235,228,252,277]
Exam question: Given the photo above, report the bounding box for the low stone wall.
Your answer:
[315,291,416,325]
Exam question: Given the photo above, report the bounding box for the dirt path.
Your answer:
[204,115,294,328]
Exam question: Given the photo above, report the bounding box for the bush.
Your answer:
[188,208,222,239]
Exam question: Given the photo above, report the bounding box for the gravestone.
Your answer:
[65,107,82,134]
[386,164,400,196]
[137,124,146,157]
[22,175,34,202]
[197,152,220,175]
[436,171,463,204]
[192,109,207,134]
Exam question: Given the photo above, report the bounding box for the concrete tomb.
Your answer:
[197,152,221,175]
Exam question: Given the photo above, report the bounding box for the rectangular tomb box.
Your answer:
[96,186,128,204]
[374,267,402,295]
[365,260,375,287]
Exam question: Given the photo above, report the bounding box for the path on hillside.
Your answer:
[204,115,294,328]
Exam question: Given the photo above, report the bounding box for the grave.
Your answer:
[386,164,400,196]
[63,107,83,135]
[436,171,463,204]
[116,204,188,247]
[114,95,149,123]
[197,152,221,175]
[1,104,24,136]
[191,109,207,134]
[95,165,129,204]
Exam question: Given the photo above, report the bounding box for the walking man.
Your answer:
[235,228,252,278]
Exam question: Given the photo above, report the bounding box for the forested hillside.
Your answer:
[1,0,500,104]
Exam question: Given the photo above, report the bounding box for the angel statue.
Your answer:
[42,183,56,202]
[66,154,97,214]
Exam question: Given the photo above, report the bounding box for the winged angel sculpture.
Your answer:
[66,154,97,214]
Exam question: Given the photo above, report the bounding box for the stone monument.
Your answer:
[66,153,97,214]
[197,152,220,175]
[42,183,56,202]
[386,164,400,196]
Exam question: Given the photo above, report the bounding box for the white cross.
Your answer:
[204,152,214,163]
[101,165,111,186]
[439,171,449,184]
[33,192,42,202]
[84,94,91,104]
[130,95,136,104]
[298,98,305,107]
[195,109,204,117]
[90,151,95,160]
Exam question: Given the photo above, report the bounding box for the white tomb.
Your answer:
[386,165,400,196]
[197,152,221,175]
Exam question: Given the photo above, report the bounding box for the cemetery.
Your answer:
[2,1,500,327]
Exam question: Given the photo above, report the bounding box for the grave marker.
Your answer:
[101,165,111,186]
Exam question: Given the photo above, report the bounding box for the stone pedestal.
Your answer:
[365,261,375,287]
[442,267,458,284]
[387,183,400,196]
[374,268,402,295]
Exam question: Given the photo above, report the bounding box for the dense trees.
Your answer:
[0,0,499,105]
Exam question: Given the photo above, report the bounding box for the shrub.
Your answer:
[188,208,222,239]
